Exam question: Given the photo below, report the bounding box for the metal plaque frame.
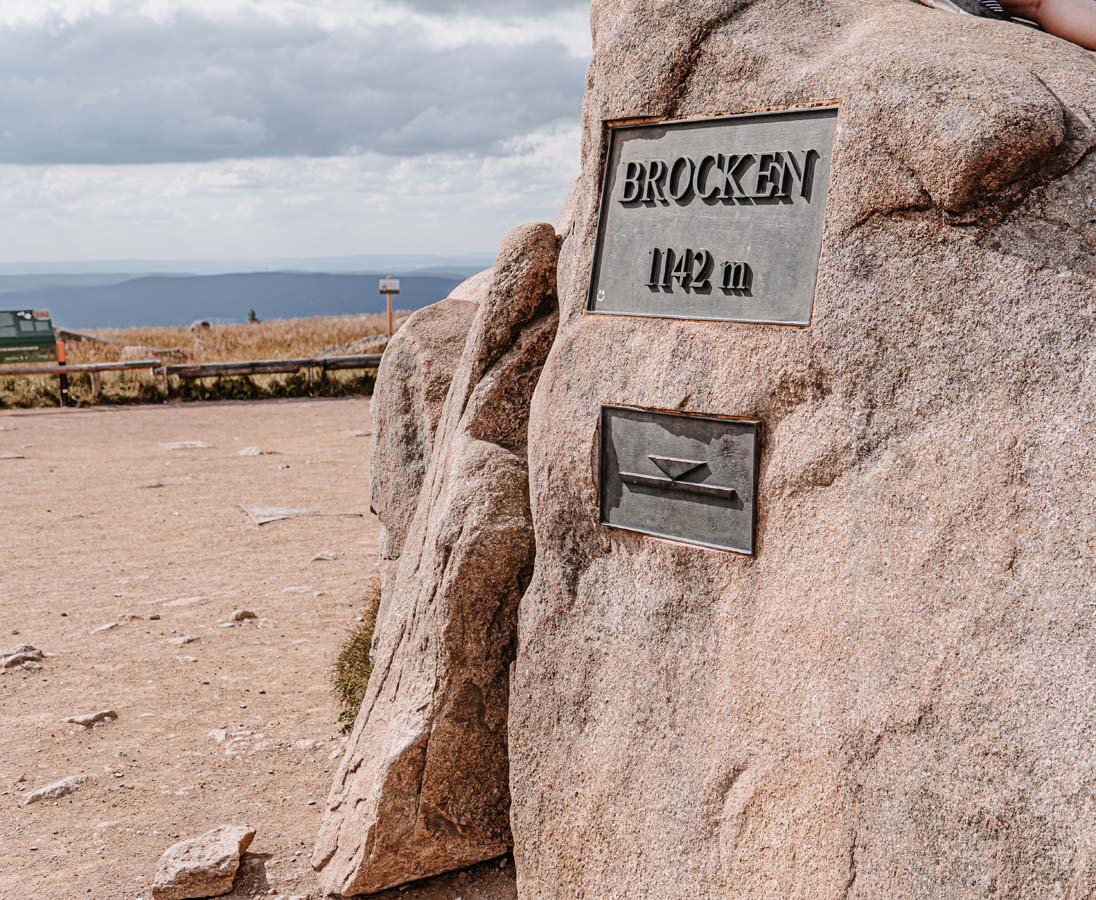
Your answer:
[599,405,761,555]
[585,105,838,327]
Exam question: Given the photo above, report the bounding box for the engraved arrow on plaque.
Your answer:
[649,455,706,481]
[618,455,738,500]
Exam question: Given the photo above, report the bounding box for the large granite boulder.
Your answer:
[370,298,477,563]
[510,2,1096,900]
[314,223,558,896]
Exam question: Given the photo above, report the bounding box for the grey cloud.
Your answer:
[0,10,588,165]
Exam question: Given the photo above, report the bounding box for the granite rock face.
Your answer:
[314,223,558,896]
[510,2,1096,900]
[370,297,477,563]
[448,267,495,305]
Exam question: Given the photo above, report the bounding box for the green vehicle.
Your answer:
[0,310,58,365]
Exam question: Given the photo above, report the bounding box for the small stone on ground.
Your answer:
[24,775,89,805]
[1,644,45,670]
[159,441,212,451]
[63,710,118,729]
[152,824,255,900]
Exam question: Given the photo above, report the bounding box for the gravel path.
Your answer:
[0,398,380,898]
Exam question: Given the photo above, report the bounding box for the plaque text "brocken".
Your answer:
[618,150,820,206]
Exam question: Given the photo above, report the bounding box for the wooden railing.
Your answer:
[0,354,384,405]
[0,359,160,377]
[162,354,381,379]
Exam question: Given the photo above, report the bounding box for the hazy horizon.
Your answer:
[0,252,496,277]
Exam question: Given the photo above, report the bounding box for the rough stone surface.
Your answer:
[151,825,255,900]
[510,3,1096,900]
[314,224,558,896]
[0,644,44,669]
[23,775,88,805]
[447,267,495,304]
[63,710,117,729]
[366,855,517,900]
[370,297,477,564]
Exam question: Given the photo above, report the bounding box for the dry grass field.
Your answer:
[74,313,402,365]
[0,313,411,409]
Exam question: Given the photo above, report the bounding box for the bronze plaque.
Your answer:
[587,106,837,325]
[600,406,760,555]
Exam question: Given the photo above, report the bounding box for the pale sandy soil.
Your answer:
[0,399,515,898]
[0,397,516,900]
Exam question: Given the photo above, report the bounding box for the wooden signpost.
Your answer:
[379,277,400,339]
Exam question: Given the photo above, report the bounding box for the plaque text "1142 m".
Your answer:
[587,107,837,326]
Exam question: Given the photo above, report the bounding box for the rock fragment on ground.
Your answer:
[91,622,119,634]
[238,446,276,457]
[152,825,255,900]
[219,609,258,627]
[166,635,198,646]
[63,710,118,729]
[208,727,258,755]
[281,586,323,597]
[163,596,208,608]
[23,775,88,805]
[1,644,45,669]
[310,550,338,562]
[159,441,212,451]
[240,505,364,526]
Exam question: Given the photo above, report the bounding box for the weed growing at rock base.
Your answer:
[332,580,382,734]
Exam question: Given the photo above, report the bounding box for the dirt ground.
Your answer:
[0,397,515,900]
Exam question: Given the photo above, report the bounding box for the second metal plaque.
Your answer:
[588,107,837,325]
[600,406,760,555]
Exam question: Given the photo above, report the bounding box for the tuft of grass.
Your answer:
[332,579,382,734]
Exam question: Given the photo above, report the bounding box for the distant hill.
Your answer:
[0,254,493,277]
[0,271,470,329]
[0,273,139,295]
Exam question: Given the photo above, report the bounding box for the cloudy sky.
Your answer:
[0,0,590,264]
